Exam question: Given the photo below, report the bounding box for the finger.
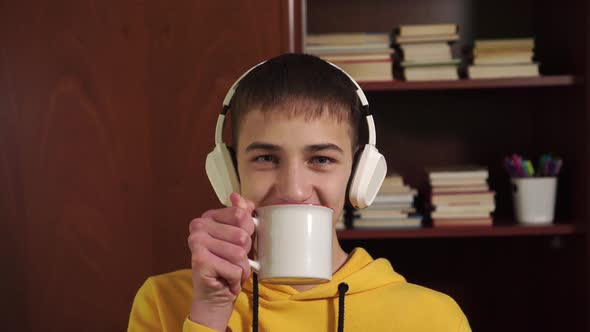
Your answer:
[231,192,256,216]
[188,232,251,284]
[201,207,255,235]
[230,193,254,216]
[191,246,244,295]
[230,192,246,209]
[189,218,252,252]
[201,235,252,283]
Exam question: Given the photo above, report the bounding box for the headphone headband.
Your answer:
[218,59,377,146]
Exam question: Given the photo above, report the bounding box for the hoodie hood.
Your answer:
[241,247,406,301]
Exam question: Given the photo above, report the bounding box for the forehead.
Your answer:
[236,109,354,151]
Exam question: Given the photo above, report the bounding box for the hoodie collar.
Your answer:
[242,248,406,301]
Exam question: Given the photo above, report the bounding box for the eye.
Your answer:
[311,156,334,165]
[254,155,276,163]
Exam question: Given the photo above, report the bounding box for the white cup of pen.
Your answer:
[503,154,562,225]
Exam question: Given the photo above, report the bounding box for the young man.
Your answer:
[128,53,471,331]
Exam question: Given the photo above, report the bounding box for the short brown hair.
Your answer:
[229,53,362,149]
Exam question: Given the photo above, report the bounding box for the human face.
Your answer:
[235,109,354,224]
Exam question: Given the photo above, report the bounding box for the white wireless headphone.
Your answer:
[205,58,387,209]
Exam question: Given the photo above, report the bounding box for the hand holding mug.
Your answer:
[187,193,255,329]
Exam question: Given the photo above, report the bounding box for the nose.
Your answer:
[276,160,312,203]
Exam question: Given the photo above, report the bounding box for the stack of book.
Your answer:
[428,166,495,227]
[353,174,422,229]
[465,38,539,79]
[391,24,461,81]
[305,32,394,81]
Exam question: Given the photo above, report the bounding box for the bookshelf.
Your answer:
[358,75,581,91]
[337,224,579,240]
[296,0,589,331]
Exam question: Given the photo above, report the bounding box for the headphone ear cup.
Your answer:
[345,149,363,209]
[348,145,387,209]
[205,143,241,206]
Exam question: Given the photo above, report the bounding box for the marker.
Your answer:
[525,160,534,177]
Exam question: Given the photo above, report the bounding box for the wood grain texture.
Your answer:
[0,1,289,330]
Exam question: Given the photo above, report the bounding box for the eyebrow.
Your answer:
[245,142,344,154]
[245,142,281,152]
[305,143,344,154]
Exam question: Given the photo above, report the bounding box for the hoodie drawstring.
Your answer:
[253,272,259,332]
[252,277,349,332]
[337,282,349,332]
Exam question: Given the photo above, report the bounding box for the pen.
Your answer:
[504,153,563,177]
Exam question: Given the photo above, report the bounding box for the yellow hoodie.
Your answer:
[128,248,471,331]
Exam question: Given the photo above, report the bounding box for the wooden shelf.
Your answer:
[358,75,581,91]
[337,223,579,239]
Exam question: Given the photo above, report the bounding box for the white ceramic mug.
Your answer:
[248,204,334,284]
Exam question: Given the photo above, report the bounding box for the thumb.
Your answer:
[229,192,255,214]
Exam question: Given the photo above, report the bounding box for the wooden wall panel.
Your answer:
[0,1,289,331]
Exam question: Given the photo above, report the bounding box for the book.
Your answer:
[403,65,459,81]
[431,210,491,218]
[470,49,535,65]
[306,33,390,45]
[306,43,392,54]
[473,48,535,56]
[431,191,495,202]
[401,42,453,53]
[474,38,535,49]
[378,187,418,195]
[354,217,422,229]
[430,178,488,187]
[427,166,489,180]
[432,185,489,193]
[356,208,416,219]
[395,33,459,44]
[433,202,495,211]
[362,206,416,212]
[401,58,461,67]
[381,175,404,187]
[473,53,534,65]
[395,24,458,37]
[397,42,452,62]
[371,201,415,209]
[432,217,493,227]
[321,52,393,62]
[468,63,540,79]
[330,59,392,81]
[372,193,415,204]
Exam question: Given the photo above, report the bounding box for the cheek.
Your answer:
[317,170,350,208]
[238,171,273,204]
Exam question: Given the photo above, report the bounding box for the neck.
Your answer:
[291,230,348,292]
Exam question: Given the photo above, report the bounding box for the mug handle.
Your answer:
[248,217,261,271]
